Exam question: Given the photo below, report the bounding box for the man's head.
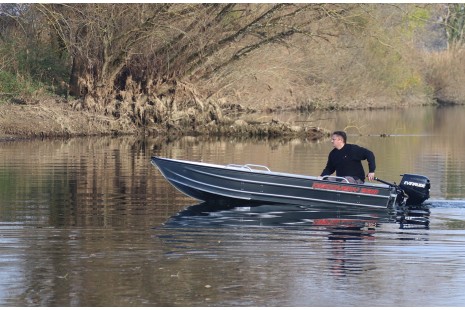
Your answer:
[331,131,347,149]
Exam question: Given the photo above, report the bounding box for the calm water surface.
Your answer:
[1,105,465,306]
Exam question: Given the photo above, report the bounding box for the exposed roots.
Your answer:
[0,79,328,140]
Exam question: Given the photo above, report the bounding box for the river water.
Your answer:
[1,105,465,306]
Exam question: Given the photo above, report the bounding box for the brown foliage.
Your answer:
[34,4,359,129]
[2,3,464,139]
[423,49,465,105]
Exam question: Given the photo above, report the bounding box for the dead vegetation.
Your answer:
[1,4,465,139]
[423,49,465,105]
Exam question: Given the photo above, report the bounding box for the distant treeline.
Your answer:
[1,4,465,128]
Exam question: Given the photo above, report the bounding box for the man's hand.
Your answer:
[367,172,375,181]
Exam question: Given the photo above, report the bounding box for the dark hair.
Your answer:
[332,131,347,143]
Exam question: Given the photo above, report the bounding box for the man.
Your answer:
[319,131,376,184]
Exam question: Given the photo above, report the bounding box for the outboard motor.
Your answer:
[399,174,430,205]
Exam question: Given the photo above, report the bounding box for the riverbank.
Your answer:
[0,98,329,141]
[0,98,136,140]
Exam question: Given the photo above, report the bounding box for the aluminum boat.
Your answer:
[151,156,430,210]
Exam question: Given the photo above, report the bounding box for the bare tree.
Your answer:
[31,4,356,126]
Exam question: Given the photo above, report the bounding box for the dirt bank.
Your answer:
[0,98,328,141]
[0,98,137,140]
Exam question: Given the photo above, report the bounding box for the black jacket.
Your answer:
[320,144,376,182]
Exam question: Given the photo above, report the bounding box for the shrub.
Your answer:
[0,71,21,94]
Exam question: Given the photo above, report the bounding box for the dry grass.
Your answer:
[0,98,137,138]
[423,49,465,105]
[199,32,435,112]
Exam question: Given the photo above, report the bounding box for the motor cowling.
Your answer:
[399,174,430,205]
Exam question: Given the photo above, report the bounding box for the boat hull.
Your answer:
[151,156,399,209]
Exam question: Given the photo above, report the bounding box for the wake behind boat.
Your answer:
[151,156,430,210]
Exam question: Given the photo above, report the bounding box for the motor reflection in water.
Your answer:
[164,202,431,240]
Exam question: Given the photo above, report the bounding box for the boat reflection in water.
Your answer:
[164,203,430,240]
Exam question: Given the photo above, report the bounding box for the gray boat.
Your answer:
[151,156,430,210]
